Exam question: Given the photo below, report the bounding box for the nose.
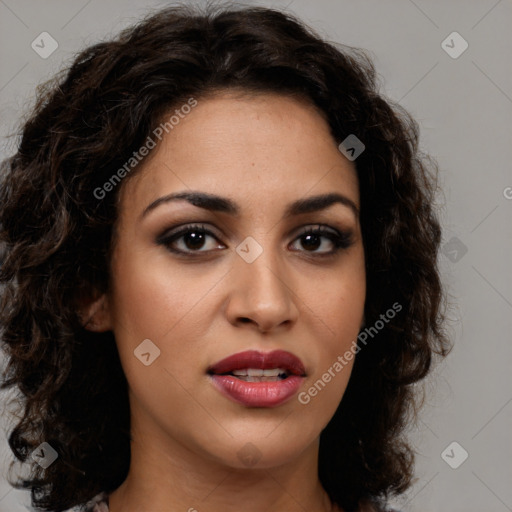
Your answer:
[224,243,299,334]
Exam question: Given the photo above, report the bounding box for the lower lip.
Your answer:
[209,375,304,407]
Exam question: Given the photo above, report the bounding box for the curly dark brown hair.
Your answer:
[0,4,450,512]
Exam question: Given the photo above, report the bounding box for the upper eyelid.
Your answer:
[162,222,346,241]
[296,224,342,235]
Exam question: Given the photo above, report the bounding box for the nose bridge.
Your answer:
[227,233,297,330]
[236,234,288,299]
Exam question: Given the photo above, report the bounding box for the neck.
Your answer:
[108,405,338,512]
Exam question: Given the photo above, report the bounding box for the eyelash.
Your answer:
[156,223,354,259]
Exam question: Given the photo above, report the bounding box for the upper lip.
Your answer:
[208,350,306,376]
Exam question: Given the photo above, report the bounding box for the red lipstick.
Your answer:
[207,350,306,408]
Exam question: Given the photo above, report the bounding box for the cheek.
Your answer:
[314,257,365,349]
[296,290,362,434]
[108,246,227,391]
[108,252,205,420]
[110,245,206,340]
[297,254,365,418]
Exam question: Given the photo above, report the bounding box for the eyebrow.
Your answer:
[140,190,359,220]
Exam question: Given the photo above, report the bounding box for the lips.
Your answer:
[207,350,306,408]
[207,349,306,378]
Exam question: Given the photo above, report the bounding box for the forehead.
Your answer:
[119,92,359,213]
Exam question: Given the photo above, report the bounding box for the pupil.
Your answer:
[185,232,205,250]
[302,234,320,251]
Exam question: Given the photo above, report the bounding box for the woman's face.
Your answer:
[97,91,366,469]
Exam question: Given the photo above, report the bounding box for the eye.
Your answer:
[289,224,353,257]
[157,223,354,258]
[157,223,225,255]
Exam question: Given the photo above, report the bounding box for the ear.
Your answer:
[80,293,113,332]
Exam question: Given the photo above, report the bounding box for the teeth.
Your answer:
[232,368,288,377]
[235,375,288,382]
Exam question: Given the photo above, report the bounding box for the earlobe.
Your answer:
[81,294,113,332]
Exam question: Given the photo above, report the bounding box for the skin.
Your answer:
[85,91,366,512]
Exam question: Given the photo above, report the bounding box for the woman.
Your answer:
[0,4,449,512]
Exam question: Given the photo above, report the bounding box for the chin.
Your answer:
[198,427,317,470]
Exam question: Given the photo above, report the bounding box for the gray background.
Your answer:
[0,1,511,511]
